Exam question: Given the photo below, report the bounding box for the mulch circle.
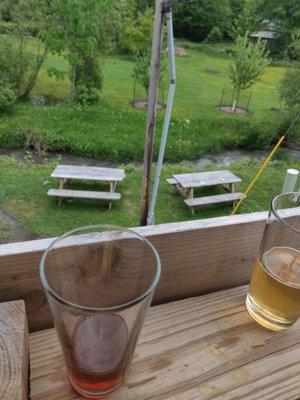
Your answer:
[132,101,164,110]
[220,106,248,115]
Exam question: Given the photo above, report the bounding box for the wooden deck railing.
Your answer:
[0,209,299,332]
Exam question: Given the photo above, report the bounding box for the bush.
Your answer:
[0,21,15,34]
[75,58,103,105]
[205,27,223,43]
[278,68,300,109]
[0,80,16,114]
[288,39,300,61]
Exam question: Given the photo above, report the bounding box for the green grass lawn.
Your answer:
[0,155,298,239]
[0,36,289,162]
[33,44,285,120]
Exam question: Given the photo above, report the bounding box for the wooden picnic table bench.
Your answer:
[1,209,299,399]
[48,164,125,210]
[170,170,245,214]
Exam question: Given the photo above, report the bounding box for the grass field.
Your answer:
[0,37,287,161]
[0,155,298,240]
[33,46,285,120]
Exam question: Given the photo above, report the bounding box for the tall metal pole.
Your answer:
[140,0,164,226]
[148,10,176,225]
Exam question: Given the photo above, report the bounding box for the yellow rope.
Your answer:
[231,135,286,215]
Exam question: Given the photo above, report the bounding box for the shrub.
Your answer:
[206,27,223,43]
[0,79,16,114]
[278,68,300,140]
[278,68,300,109]
[75,58,103,105]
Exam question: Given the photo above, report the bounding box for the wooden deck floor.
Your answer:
[29,285,300,400]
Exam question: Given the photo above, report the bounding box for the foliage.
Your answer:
[173,0,231,42]
[206,27,223,43]
[0,0,49,100]
[25,124,47,156]
[75,58,103,105]
[278,68,300,109]
[120,8,153,55]
[257,0,300,57]
[277,68,300,139]
[0,78,16,114]
[0,102,276,162]
[133,54,151,96]
[231,0,263,38]
[120,8,153,96]
[40,0,119,104]
[287,31,300,61]
[228,35,269,110]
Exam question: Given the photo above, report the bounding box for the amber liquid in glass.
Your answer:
[66,314,129,397]
[246,247,300,331]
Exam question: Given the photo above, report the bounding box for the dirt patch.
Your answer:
[0,209,38,244]
[0,148,115,167]
[220,106,248,115]
[174,47,188,57]
[132,101,164,110]
[204,67,219,75]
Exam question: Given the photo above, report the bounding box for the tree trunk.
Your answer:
[20,48,49,101]
[231,99,237,112]
[231,89,240,112]
[70,64,76,104]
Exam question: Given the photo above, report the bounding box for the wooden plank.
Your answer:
[51,165,125,182]
[166,178,177,185]
[29,285,300,400]
[47,188,121,201]
[0,300,28,400]
[184,192,244,207]
[0,210,299,332]
[173,170,241,188]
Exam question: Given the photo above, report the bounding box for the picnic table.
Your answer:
[47,164,125,210]
[169,170,244,214]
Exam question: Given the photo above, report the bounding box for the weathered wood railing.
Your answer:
[0,210,299,332]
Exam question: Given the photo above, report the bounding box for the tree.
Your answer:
[173,0,231,42]
[278,68,300,109]
[231,0,264,38]
[0,0,49,100]
[41,0,119,104]
[228,35,269,111]
[257,0,300,56]
[278,68,300,139]
[121,8,153,97]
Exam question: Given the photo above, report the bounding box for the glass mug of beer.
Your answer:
[40,225,161,399]
[246,192,300,331]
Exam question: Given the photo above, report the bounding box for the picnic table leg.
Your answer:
[58,179,64,206]
[229,183,237,209]
[188,188,195,215]
[108,182,116,211]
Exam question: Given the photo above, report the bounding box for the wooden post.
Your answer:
[140,0,164,226]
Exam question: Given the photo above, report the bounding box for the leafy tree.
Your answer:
[278,68,300,109]
[120,8,153,55]
[228,35,269,111]
[257,0,300,56]
[0,0,49,100]
[0,77,16,114]
[133,54,151,96]
[231,0,264,38]
[41,0,119,104]
[120,8,153,96]
[206,27,223,43]
[277,68,300,139]
[173,0,231,42]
